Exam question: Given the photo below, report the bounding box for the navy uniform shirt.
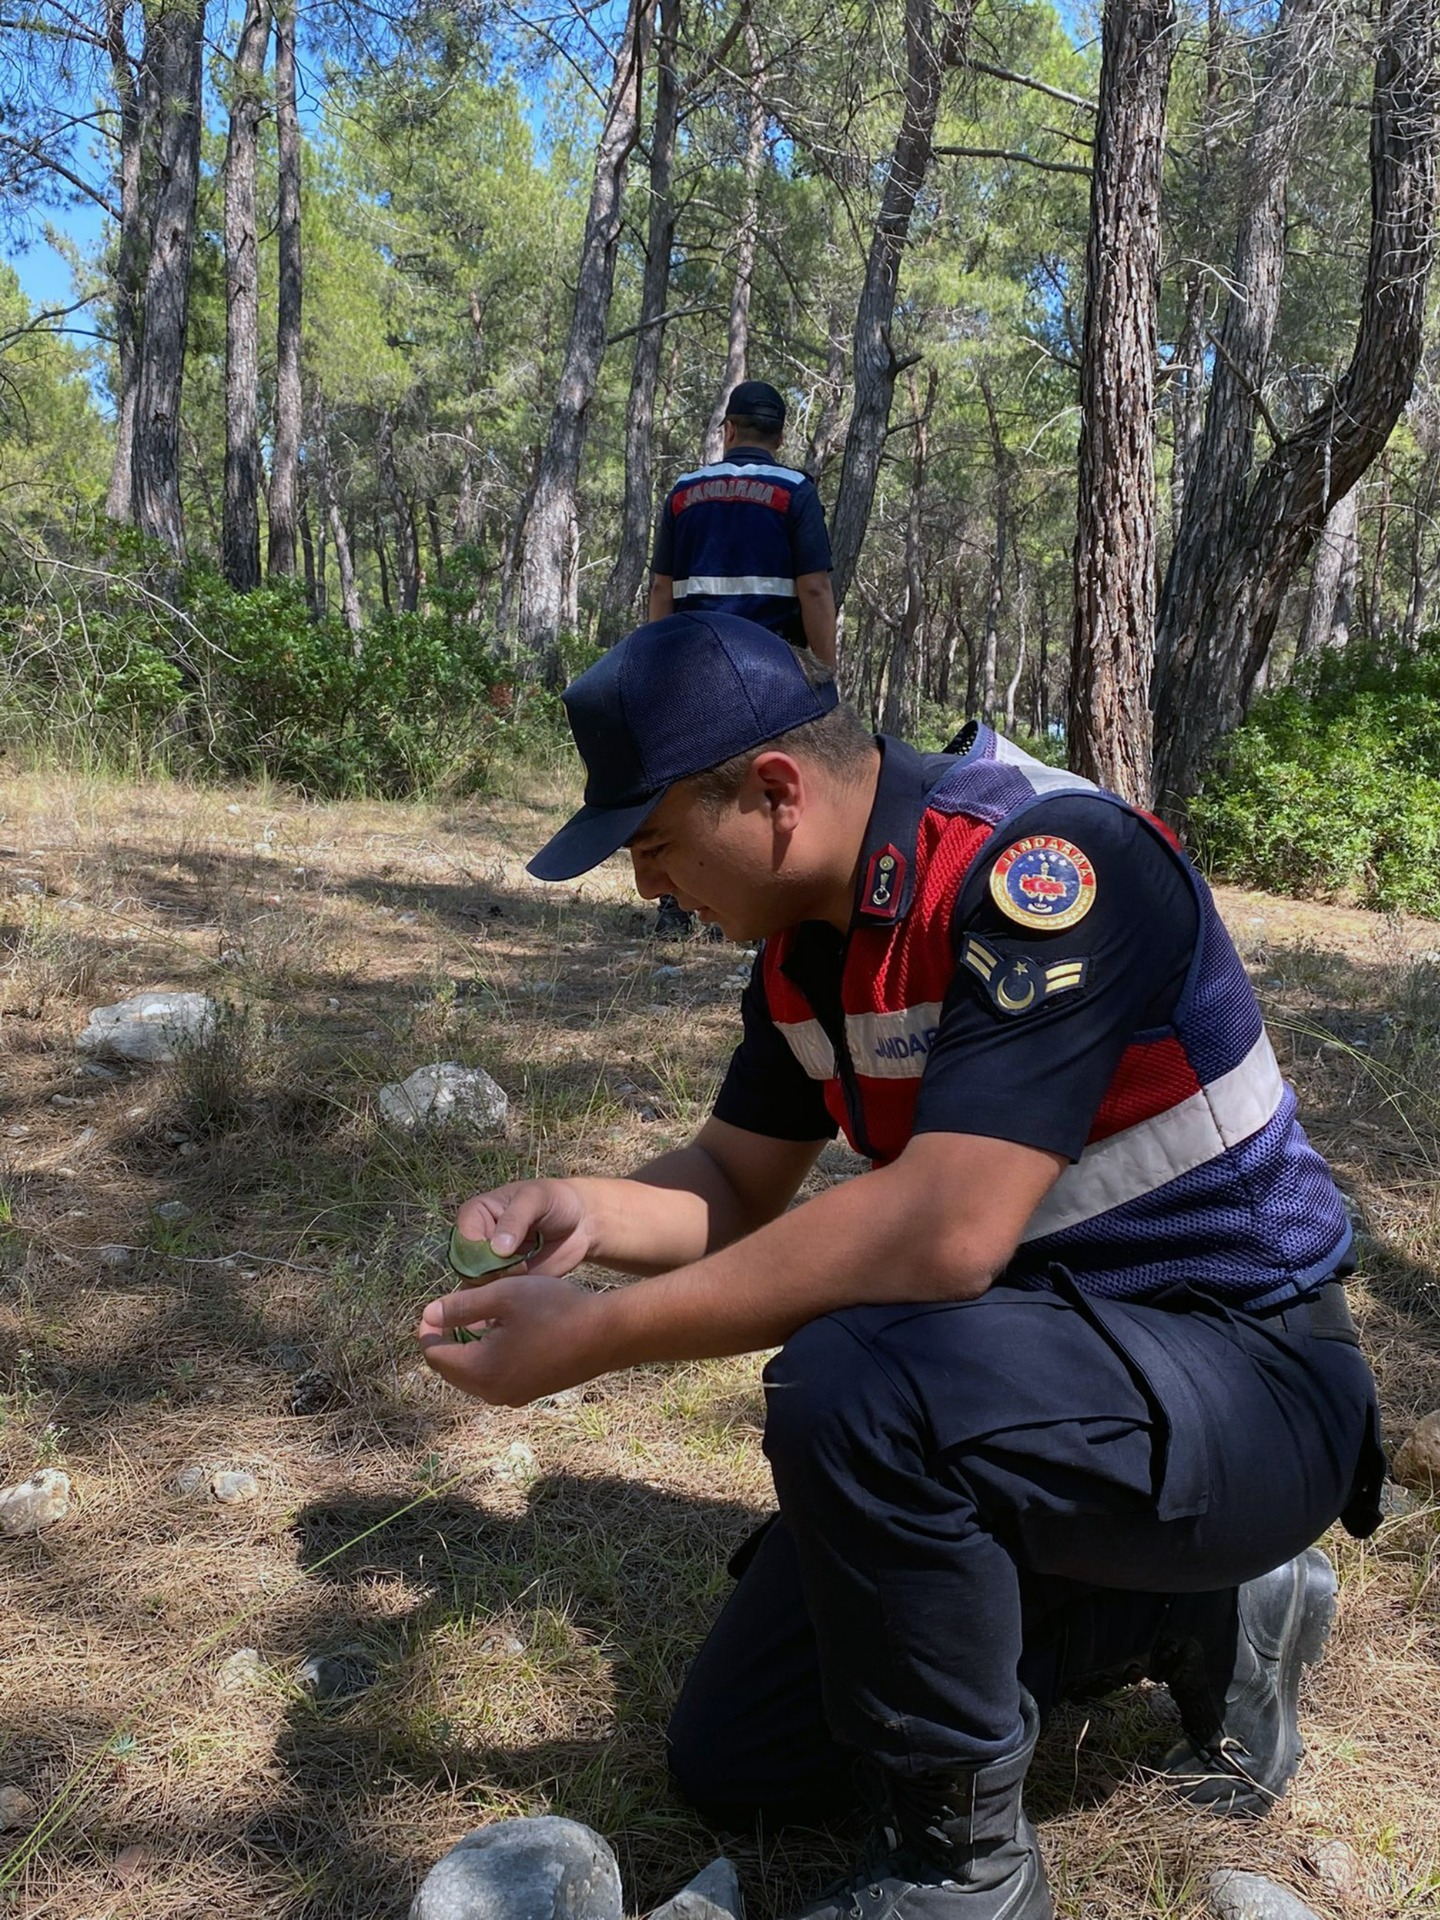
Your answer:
[713,749,1197,1158]
[651,445,833,647]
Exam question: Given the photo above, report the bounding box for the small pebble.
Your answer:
[216,1648,268,1694]
[490,1441,537,1484]
[3,1125,31,1139]
[0,1785,37,1830]
[297,1650,375,1701]
[211,1470,259,1504]
[1308,1838,1366,1901]
[652,965,682,980]
[153,1200,193,1223]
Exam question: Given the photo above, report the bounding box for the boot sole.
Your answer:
[1168,1547,1337,1816]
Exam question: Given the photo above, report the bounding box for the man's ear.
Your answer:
[747,750,805,836]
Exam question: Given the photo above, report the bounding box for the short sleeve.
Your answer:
[713,950,839,1142]
[911,798,1199,1160]
[788,481,833,575]
[651,490,676,573]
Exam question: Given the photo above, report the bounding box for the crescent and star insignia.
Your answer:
[960,936,1090,1019]
[989,834,1097,931]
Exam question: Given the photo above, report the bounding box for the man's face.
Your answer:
[627,776,789,943]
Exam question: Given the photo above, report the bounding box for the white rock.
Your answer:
[77,993,219,1065]
[1391,1410,1440,1492]
[152,1199,193,1223]
[490,1441,536,1485]
[409,1815,623,1920]
[0,1785,37,1830]
[0,1469,71,1536]
[211,1469,259,1504]
[1208,1869,1322,1920]
[377,1062,508,1136]
[216,1648,268,1694]
[650,1858,743,1919]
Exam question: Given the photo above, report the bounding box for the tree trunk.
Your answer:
[104,0,145,523]
[1068,0,1175,803]
[1152,0,1437,813]
[310,403,360,637]
[1171,0,1225,530]
[828,0,974,607]
[130,0,204,559]
[378,413,421,611]
[222,0,271,591]
[1155,0,1323,695]
[882,368,937,734]
[1295,484,1359,663]
[267,0,302,578]
[703,11,765,462]
[517,0,649,680]
[598,0,681,643]
[803,316,849,485]
[979,372,1011,722]
[1367,447,1392,640]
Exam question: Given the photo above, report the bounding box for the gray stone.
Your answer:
[1208,1869,1322,1920]
[77,992,219,1065]
[152,1200,193,1224]
[97,1243,134,1268]
[650,1858,743,1920]
[409,1815,623,1920]
[0,1469,71,1536]
[377,1062,508,1137]
[297,1650,376,1701]
[171,1465,208,1497]
[211,1469,259,1504]
[0,1785,37,1830]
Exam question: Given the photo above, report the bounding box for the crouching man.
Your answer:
[419,613,1384,1920]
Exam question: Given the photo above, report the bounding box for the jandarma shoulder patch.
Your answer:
[960,935,1090,1018]
[989,834,1096,931]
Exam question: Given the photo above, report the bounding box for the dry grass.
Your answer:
[0,773,1437,1919]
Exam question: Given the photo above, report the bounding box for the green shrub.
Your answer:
[1191,638,1440,914]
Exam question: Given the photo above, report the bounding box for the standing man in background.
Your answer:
[648,379,837,936]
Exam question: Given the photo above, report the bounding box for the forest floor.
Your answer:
[1,764,1438,1920]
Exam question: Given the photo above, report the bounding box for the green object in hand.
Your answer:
[445,1228,543,1342]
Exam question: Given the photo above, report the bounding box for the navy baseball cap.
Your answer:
[725,379,786,430]
[527,612,838,881]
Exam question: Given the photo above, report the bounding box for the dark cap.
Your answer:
[527,612,838,881]
[724,378,786,431]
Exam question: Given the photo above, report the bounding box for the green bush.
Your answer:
[1191,638,1440,915]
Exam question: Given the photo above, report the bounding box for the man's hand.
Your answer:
[417,1272,614,1405]
[454,1179,595,1278]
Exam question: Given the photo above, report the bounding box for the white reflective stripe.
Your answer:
[675,575,800,598]
[991,734,1097,795]
[1021,1030,1287,1241]
[846,1005,945,1079]
[673,461,806,487]
[777,1017,836,1081]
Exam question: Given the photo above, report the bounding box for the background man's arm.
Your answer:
[795,571,837,667]
[648,575,675,620]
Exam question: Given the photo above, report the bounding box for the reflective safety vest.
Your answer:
[760,729,1352,1306]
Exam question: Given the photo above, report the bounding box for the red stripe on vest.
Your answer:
[1087,1035,1202,1144]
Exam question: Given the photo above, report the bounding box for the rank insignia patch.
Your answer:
[989,834,1097,930]
[960,937,1089,1017]
[862,844,907,918]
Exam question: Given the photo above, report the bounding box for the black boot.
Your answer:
[653,895,694,940]
[787,1695,1053,1919]
[1157,1547,1337,1815]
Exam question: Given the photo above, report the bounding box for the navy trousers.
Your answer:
[666,1280,1381,1822]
